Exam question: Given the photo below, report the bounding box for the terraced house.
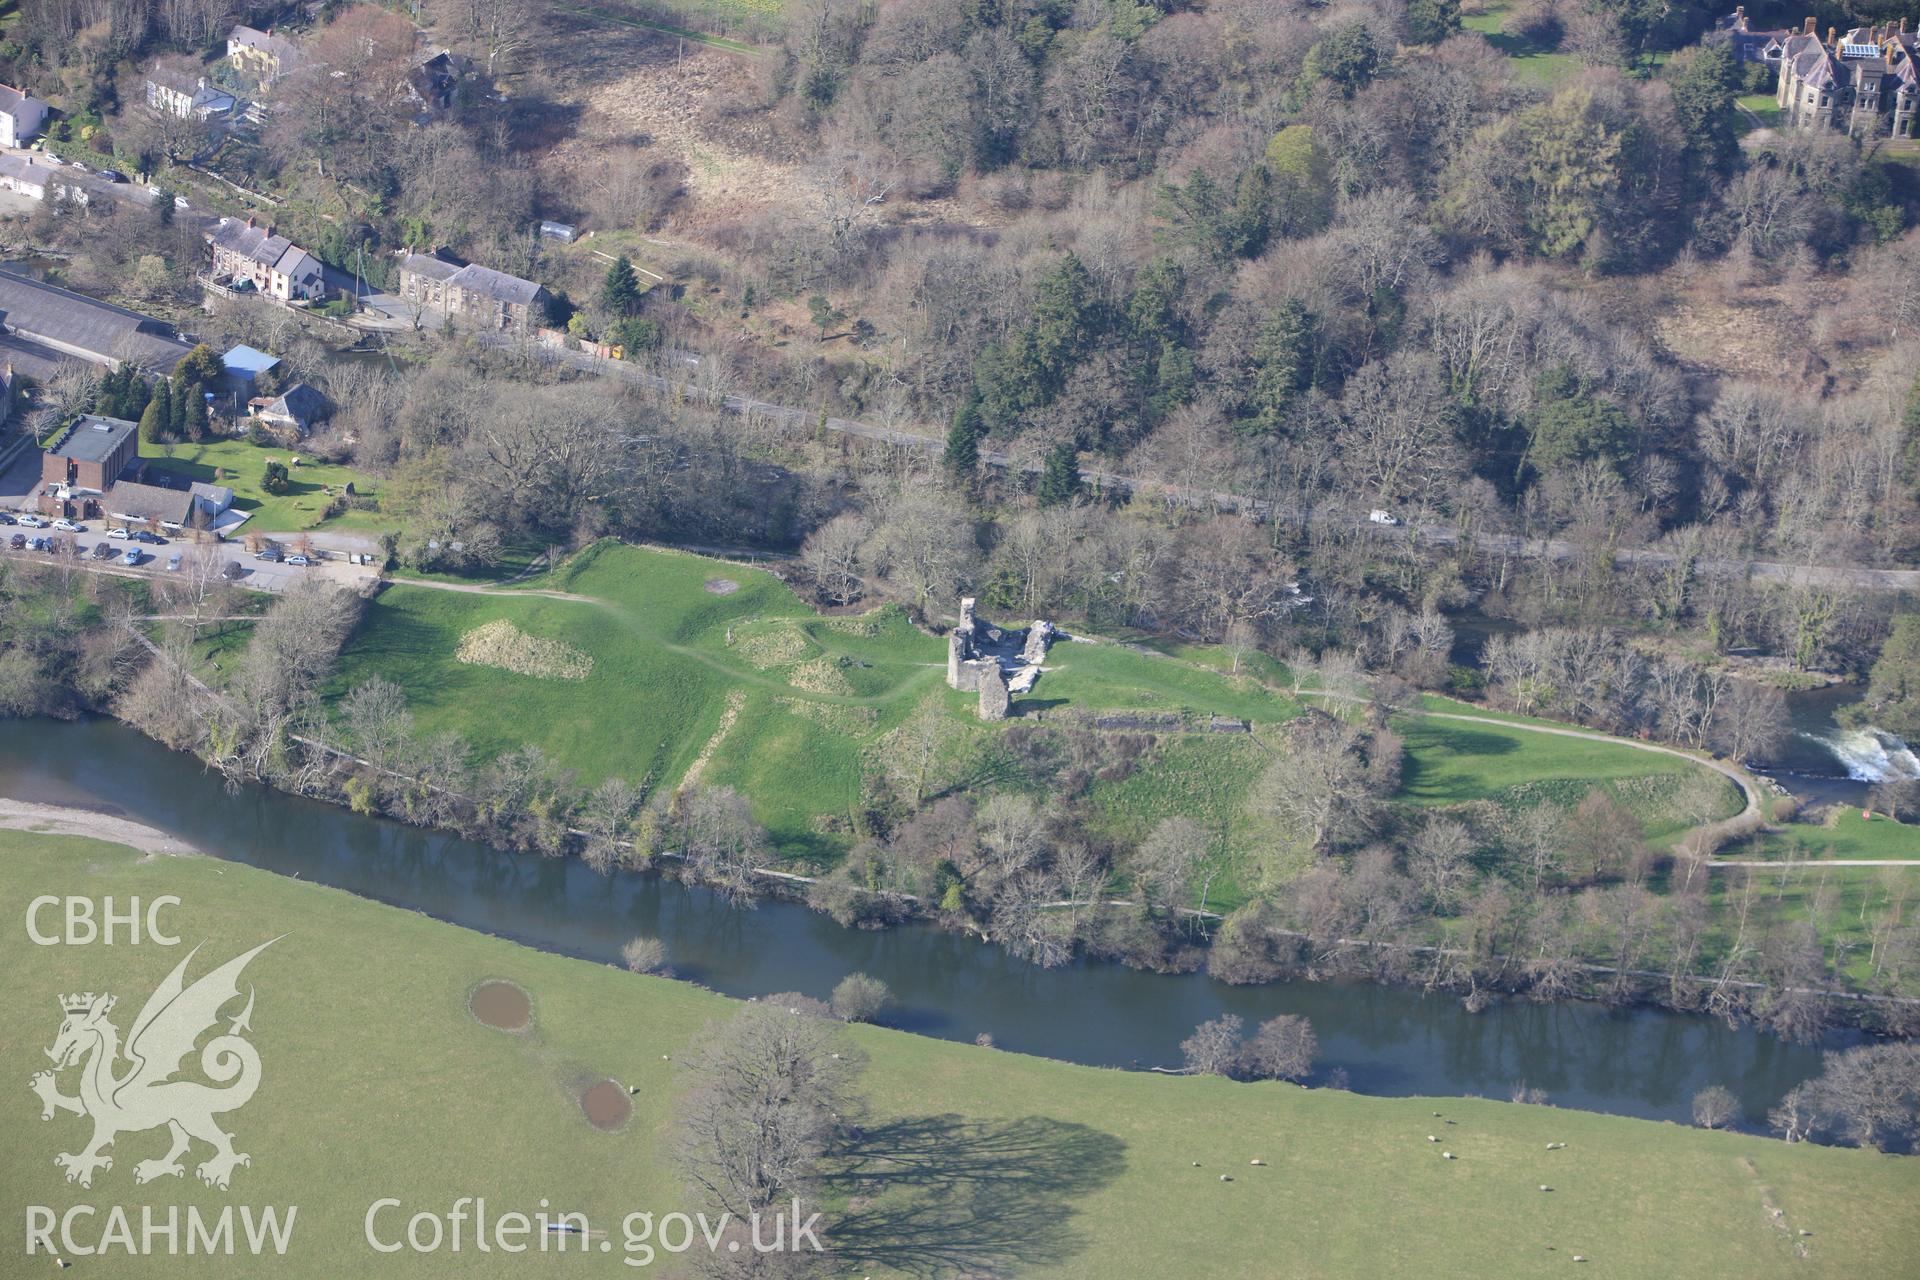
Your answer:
[206,216,325,301]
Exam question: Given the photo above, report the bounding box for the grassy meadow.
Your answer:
[325,542,1752,879]
[1744,808,1920,862]
[3,830,1917,1278]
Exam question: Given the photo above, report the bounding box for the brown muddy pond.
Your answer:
[581,1080,633,1131]
[470,980,532,1032]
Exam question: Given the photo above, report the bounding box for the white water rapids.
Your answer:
[1801,726,1920,782]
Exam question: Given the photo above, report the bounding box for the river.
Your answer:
[0,716,1854,1131]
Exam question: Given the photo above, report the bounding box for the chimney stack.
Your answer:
[1805,15,1816,35]
[245,214,255,228]
[1827,25,1837,48]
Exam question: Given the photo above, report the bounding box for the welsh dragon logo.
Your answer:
[29,939,279,1191]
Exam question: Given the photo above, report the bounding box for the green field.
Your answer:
[3,830,1916,1278]
[1740,808,1920,862]
[331,543,1313,866]
[326,542,1749,874]
[140,438,379,535]
[1394,716,1745,841]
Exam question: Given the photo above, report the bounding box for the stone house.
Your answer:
[206,217,325,301]
[396,251,547,331]
[1773,17,1920,137]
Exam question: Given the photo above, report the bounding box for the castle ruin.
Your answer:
[945,596,1058,719]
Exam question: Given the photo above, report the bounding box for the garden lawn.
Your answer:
[1739,93,1785,130]
[140,438,377,534]
[1740,809,1920,862]
[3,830,1917,1279]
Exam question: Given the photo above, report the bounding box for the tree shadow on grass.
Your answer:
[1397,726,1520,802]
[823,1113,1126,1277]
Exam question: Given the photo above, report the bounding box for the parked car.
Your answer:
[255,546,282,562]
[174,196,190,211]
[7,533,24,549]
[166,553,182,572]
[17,514,45,528]
[221,561,244,580]
[287,554,311,567]
[120,549,141,566]
[135,530,167,545]
[35,536,53,551]
[1368,509,1400,526]
[91,542,114,560]
[98,169,127,183]
[107,527,129,539]
[51,518,81,532]
[0,513,14,525]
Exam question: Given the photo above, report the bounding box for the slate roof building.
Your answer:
[0,153,51,201]
[0,84,49,147]
[249,381,330,434]
[226,26,306,84]
[396,250,548,331]
[146,61,238,120]
[206,217,325,301]
[0,266,194,376]
[1772,17,1920,137]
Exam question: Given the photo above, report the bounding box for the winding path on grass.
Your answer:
[398,571,1773,850]
[1393,705,1768,851]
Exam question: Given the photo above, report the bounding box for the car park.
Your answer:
[120,549,141,566]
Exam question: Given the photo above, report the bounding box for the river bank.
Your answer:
[0,713,1872,1129]
[0,795,199,856]
[9,828,1913,1279]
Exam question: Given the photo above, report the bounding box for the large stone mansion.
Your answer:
[1716,8,1920,138]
